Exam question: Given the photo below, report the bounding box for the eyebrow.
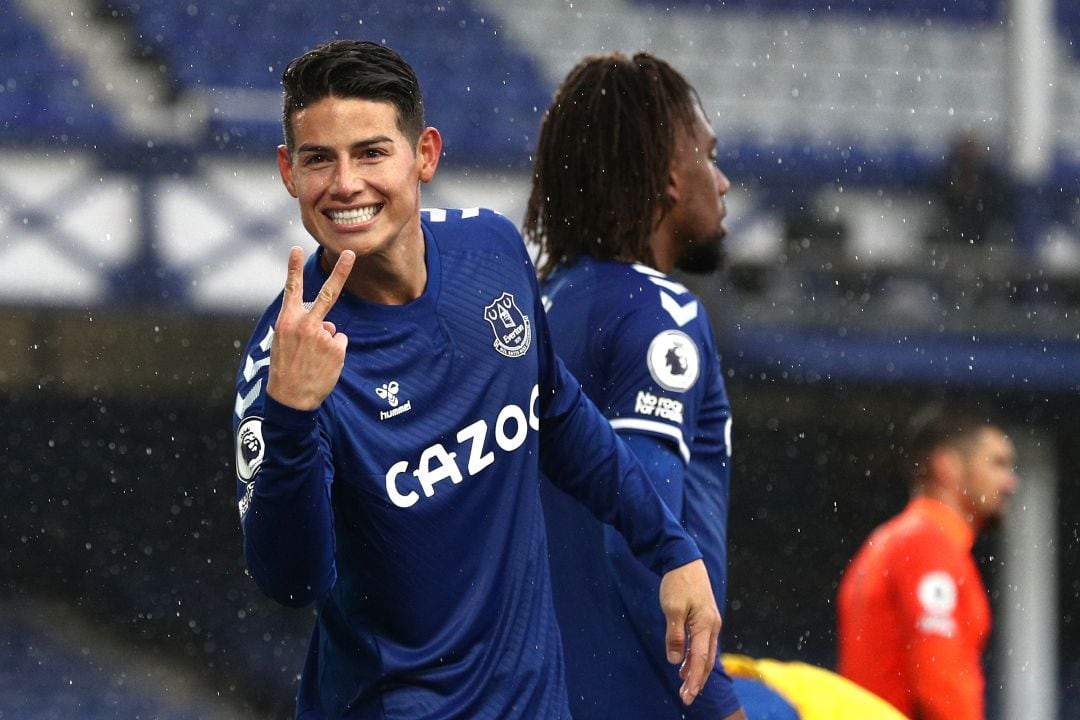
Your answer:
[297,135,395,154]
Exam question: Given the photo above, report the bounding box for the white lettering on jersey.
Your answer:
[633,390,685,423]
[916,570,958,637]
[376,380,414,420]
[385,461,418,508]
[457,420,495,475]
[413,444,464,497]
[385,384,540,508]
[495,404,529,450]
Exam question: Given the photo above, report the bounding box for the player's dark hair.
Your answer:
[524,52,703,280]
[904,402,998,483]
[281,39,425,152]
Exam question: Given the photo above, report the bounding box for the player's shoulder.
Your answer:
[627,262,701,302]
[421,207,522,249]
[611,263,707,338]
[870,506,961,568]
[550,259,698,301]
[239,298,281,359]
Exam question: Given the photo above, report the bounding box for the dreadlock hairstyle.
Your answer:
[281,39,425,153]
[524,52,703,280]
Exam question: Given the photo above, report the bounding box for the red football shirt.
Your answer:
[837,497,990,719]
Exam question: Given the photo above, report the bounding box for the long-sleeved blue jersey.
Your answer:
[539,257,738,719]
[232,209,703,720]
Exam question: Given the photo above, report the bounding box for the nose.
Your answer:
[714,166,731,196]
[330,160,364,197]
[1005,469,1020,496]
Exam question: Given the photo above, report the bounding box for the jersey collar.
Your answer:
[909,496,976,551]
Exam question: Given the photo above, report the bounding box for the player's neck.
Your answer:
[341,230,427,305]
[918,487,979,532]
[647,231,676,274]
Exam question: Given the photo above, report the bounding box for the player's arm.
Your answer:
[613,432,747,719]
[596,290,710,518]
[537,358,719,705]
[535,299,698,575]
[534,304,719,705]
[895,542,985,720]
[233,247,354,608]
[618,432,687,517]
[537,353,697,569]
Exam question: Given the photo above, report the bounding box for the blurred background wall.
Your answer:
[1,0,1078,717]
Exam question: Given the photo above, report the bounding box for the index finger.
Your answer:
[281,246,305,309]
[678,620,718,705]
[309,249,356,320]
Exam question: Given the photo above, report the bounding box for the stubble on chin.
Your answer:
[675,238,725,275]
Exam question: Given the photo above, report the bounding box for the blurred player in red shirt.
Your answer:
[837,404,1019,719]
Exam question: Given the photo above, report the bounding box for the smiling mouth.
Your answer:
[328,204,383,225]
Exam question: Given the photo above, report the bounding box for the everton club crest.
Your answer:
[484,292,532,358]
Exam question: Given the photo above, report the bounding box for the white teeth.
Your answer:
[329,206,380,224]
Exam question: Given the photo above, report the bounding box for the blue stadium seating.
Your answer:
[630,0,1002,25]
[0,1,115,143]
[106,0,553,163]
[4,0,1078,166]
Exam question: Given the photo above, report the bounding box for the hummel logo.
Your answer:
[375,380,400,407]
[376,381,413,421]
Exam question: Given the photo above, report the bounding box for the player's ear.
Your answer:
[277,145,299,198]
[666,162,683,204]
[928,446,964,490]
[417,127,442,183]
[666,123,696,204]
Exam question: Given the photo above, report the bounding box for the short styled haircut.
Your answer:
[904,402,999,483]
[524,52,704,279]
[280,39,425,152]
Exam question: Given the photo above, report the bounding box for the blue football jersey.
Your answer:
[540,257,737,719]
[233,210,702,720]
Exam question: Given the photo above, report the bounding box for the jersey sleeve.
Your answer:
[529,279,702,575]
[619,432,687,519]
[594,273,709,467]
[893,533,985,720]
[233,311,337,608]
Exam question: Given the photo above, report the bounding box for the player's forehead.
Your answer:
[290,95,406,147]
[679,103,716,149]
[969,426,1013,462]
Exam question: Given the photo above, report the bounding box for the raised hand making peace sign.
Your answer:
[266,247,356,411]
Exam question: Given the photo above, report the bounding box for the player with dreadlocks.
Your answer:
[524,52,746,719]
